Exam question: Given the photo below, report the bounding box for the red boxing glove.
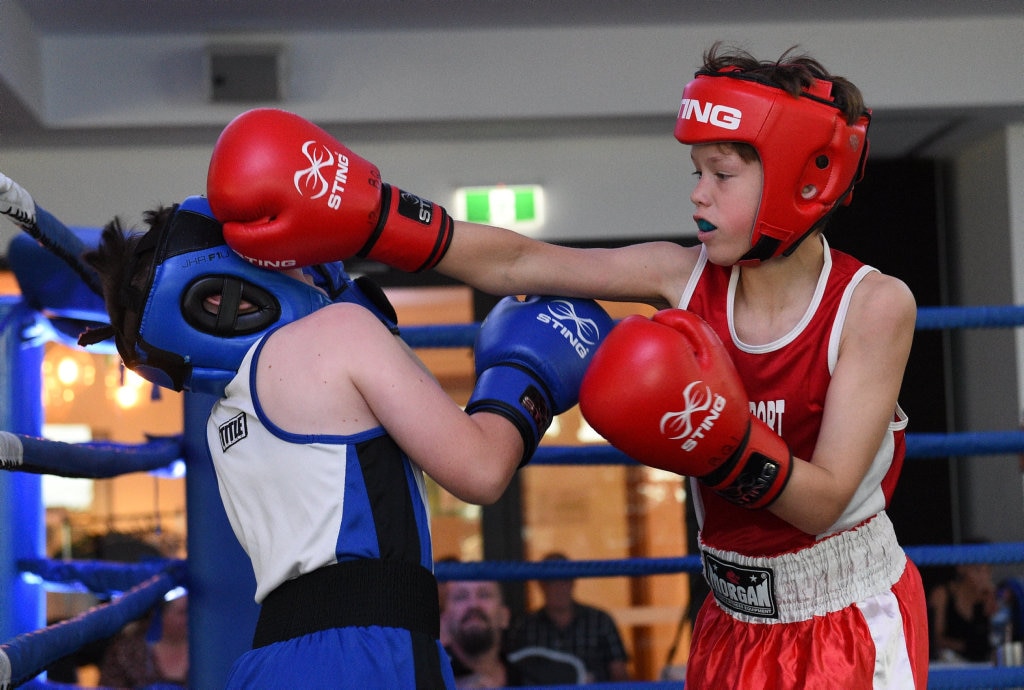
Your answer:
[579,309,792,509]
[207,108,452,272]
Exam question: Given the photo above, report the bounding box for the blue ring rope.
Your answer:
[1,567,184,688]
[398,304,1024,350]
[3,428,1022,480]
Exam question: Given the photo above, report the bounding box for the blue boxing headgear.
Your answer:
[115,196,331,395]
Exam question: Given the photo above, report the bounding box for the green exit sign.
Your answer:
[453,185,545,234]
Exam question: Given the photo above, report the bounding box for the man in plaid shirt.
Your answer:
[508,553,630,682]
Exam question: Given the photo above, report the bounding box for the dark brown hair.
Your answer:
[701,42,866,125]
[82,205,175,356]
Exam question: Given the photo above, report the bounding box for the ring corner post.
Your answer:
[0,298,45,644]
[183,391,259,689]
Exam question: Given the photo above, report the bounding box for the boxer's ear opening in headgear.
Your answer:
[674,68,870,263]
[181,276,282,336]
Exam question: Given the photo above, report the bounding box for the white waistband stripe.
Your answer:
[700,512,907,623]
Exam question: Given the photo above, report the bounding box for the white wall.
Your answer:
[0,128,693,242]
[9,17,1023,129]
[1012,124,1024,402]
[948,124,1024,548]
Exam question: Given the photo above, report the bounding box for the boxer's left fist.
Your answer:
[467,296,613,465]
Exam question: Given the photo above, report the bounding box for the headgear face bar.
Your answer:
[674,69,871,263]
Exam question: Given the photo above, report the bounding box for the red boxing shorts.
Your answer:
[687,513,929,689]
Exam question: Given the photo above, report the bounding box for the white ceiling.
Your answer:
[14,0,1023,34]
[2,0,1023,158]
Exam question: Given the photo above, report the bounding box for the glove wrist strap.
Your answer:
[359,184,454,272]
[466,364,553,466]
[701,417,793,509]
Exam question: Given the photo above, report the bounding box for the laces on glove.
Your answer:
[0,172,37,228]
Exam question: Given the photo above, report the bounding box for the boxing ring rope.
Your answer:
[3,303,1024,689]
[0,433,183,479]
[397,304,1024,348]
[2,566,185,690]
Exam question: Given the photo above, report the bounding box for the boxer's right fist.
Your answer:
[580,309,792,509]
[467,296,613,466]
[207,108,452,272]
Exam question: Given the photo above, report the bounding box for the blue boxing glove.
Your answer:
[467,296,614,465]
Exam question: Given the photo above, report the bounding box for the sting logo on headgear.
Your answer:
[677,99,742,130]
[660,381,728,452]
[535,298,604,358]
[109,196,332,396]
[674,69,871,263]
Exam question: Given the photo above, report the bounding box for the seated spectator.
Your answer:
[442,577,584,688]
[928,556,998,663]
[507,552,630,682]
[99,592,189,688]
[442,578,524,688]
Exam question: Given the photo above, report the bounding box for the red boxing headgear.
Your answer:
[674,69,870,262]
